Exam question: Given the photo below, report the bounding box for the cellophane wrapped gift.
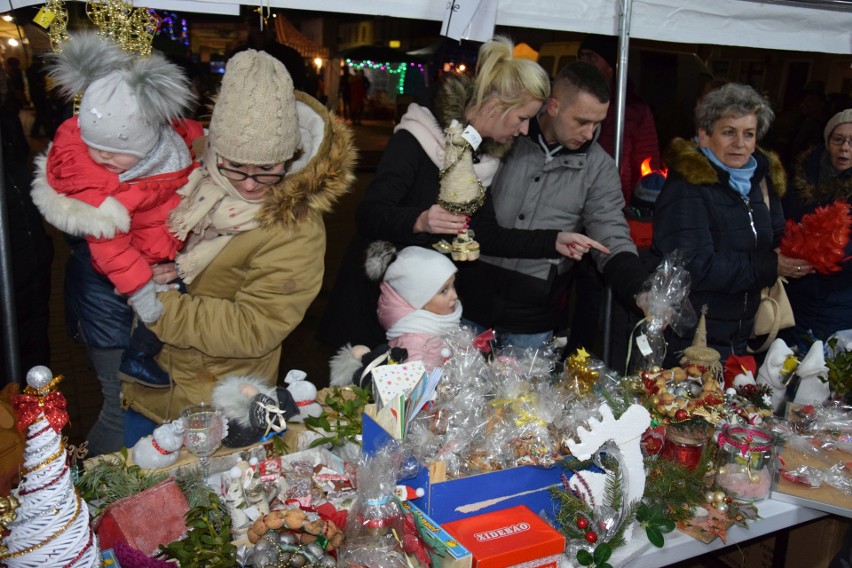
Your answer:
[630,251,696,372]
[338,443,408,567]
[769,402,852,494]
[405,328,571,477]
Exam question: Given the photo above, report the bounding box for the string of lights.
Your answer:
[345,59,424,94]
[156,11,189,47]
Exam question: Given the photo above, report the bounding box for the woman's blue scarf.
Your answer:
[699,145,757,198]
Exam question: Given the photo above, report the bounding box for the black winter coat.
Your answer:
[780,145,852,351]
[652,138,786,362]
[317,130,448,348]
[317,74,516,349]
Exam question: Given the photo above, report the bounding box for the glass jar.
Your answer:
[662,422,710,470]
[715,425,775,502]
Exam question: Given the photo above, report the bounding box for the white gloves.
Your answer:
[128,280,166,323]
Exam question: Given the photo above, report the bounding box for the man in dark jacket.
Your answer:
[462,62,648,350]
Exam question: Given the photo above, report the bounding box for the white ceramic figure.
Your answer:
[132,420,185,469]
[756,338,794,413]
[793,340,830,406]
[285,370,322,422]
[224,463,252,532]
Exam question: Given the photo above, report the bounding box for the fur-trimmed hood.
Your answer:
[792,145,852,204]
[430,73,514,160]
[257,91,357,228]
[664,137,786,197]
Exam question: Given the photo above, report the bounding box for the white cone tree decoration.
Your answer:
[0,366,99,567]
[435,119,484,261]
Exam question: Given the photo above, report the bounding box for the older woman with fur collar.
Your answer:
[652,83,807,364]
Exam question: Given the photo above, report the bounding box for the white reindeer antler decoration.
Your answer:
[567,403,651,511]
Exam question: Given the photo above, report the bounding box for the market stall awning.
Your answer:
[335,44,424,64]
[4,0,847,54]
[274,14,327,60]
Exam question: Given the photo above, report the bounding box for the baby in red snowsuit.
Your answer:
[31,33,204,392]
[32,33,202,324]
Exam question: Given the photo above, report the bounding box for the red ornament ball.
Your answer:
[576,517,589,530]
[585,531,598,544]
[674,409,689,421]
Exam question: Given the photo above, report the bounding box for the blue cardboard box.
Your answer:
[363,407,565,525]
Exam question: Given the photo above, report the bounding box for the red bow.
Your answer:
[12,392,69,434]
[473,329,496,353]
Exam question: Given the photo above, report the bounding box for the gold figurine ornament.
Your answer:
[0,495,20,554]
[34,0,159,58]
[434,120,485,261]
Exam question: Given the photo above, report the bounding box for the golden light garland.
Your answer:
[32,0,69,53]
[86,0,160,58]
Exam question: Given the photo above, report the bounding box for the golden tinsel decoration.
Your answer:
[32,0,69,53]
[562,347,599,397]
[0,495,19,555]
[86,0,160,58]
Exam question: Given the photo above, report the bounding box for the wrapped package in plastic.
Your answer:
[338,444,409,568]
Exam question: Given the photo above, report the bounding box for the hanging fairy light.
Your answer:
[346,59,424,94]
[157,12,189,47]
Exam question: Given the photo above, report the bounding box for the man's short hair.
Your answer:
[553,61,611,105]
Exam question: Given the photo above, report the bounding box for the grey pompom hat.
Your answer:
[79,70,160,158]
[208,49,301,165]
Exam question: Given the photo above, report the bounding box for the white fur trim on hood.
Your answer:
[30,153,130,239]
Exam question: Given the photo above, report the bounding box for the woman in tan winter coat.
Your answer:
[121,49,356,445]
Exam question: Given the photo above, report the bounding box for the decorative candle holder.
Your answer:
[662,421,710,470]
[715,425,775,502]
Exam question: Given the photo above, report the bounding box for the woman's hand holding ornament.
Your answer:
[414,204,468,235]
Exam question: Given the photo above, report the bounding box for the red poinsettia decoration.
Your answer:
[780,199,852,274]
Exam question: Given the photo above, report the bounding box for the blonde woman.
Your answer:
[320,36,584,349]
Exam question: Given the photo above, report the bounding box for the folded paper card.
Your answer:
[373,361,428,407]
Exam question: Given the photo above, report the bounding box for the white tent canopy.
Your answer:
[1,0,850,54]
[269,0,852,54]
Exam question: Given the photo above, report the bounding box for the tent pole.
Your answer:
[602,0,633,368]
[0,125,21,385]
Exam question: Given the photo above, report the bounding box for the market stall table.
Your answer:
[632,498,826,567]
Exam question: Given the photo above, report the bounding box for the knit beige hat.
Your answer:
[824,108,852,145]
[208,49,300,165]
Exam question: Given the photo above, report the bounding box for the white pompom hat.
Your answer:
[384,247,457,309]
